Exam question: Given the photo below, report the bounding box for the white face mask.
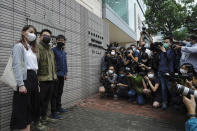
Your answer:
[111,51,115,55]
[142,59,148,63]
[108,70,114,74]
[26,33,36,42]
[148,73,154,79]
[180,69,187,74]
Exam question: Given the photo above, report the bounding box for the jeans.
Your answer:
[158,72,171,103]
[128,89,145,105]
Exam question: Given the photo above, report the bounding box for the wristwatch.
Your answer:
[187,113,196,118]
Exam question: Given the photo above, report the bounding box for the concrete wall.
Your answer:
[0,0,109,130]
[75,0,102,18]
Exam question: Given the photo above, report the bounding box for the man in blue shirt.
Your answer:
[50,35,68,119]
[175,35,197,72]
[157,37,175,110]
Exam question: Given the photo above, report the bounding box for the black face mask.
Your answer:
[57,42,65,47]
[43,36,51,44]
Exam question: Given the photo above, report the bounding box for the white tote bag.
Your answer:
[0,55,17,89]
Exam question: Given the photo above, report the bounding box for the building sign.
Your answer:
[88,30,105,55]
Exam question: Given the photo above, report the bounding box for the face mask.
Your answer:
[108,70,114,74]
[26,33,36,42]
[111,51,115,55]
[180,69,188,74]
[43,35,51,44]
[148,73,154,79]
[120,74,124,77]
[163,43,169,48]
[142,59,148,63]
[57,42,65,47]
[144,43,150,48]
[132,48,136,51]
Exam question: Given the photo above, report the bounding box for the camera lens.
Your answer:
[177,84,197,99]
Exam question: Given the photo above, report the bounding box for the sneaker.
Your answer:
[41,116,56,124]
[49,113,61,119]
[162,103,167,110]
[32,121,48,131]
[57,108,68,113]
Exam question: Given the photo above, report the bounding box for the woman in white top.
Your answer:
[10,25,40,131]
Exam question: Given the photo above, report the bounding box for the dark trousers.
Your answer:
[11,70,40,130]
[39,81,55,118]
[51,76,65,113]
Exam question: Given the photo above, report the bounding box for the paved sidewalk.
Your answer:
[46,94,186,131]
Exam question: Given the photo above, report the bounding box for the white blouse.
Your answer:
[24,44,38,70]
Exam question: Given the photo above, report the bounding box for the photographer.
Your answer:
[179,63,197,90]
[139,52,152,72]
[102,66,118,97]
[139,27,153,49]
[183,95,197,131]
[109,48,118,70]
[116,47,125,74]
[123,47,139,68]
[158,37,175,110]
[115,68,129,100]
[175,35,197,72]
[101,52,110,72]
[143,70,162,108]
[127,70,145,105]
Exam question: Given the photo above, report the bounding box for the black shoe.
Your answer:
[162,103,167,110]
[57,108,68,113]
[49,113,61,119]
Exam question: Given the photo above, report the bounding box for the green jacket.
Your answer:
[37,42,57,81]
[129,75,143,94]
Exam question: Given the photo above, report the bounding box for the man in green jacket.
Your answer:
[37,29,57,123]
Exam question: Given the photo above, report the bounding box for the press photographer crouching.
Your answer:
[99,66,118,97]
[143,70,162,108]
[127,65,145,105]
[114,68,129,100]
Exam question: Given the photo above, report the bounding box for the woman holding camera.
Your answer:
[143,70,162,108]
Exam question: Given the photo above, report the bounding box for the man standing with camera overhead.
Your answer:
[175,35,197,73]
[139,26,153,49]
